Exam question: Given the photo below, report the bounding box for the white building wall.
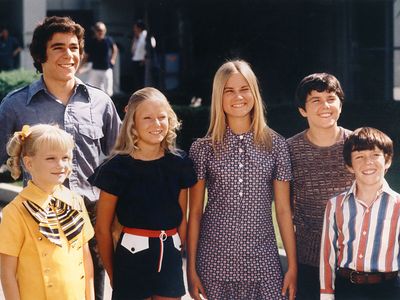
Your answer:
[20,0,46,70]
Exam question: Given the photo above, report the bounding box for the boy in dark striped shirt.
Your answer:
[287,73,354,299]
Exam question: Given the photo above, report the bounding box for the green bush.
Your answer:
[0,69,40,100]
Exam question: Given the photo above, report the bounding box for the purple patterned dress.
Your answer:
[189,128,292,300]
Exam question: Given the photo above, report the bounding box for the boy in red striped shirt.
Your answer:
[320,127,400,299]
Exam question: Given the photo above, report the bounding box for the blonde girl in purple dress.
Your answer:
[187,60,297,300]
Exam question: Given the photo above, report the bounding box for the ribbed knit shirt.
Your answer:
[287,127,354,267]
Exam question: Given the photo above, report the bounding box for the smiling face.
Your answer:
[134,99,169,149]
[347,147,391,190]
[299,90,342,130]
[41,32,80,85]
[23,146,72,193]
[222,72,254,125]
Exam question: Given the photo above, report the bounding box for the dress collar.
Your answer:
[19,181,79,210]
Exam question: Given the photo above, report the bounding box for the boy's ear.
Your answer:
[346,164,355,174]
[385,157,392,171]
[298,107,307,118]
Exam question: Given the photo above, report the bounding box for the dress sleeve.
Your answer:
[272,133,292,181]
[189,138,210,180]
[179,153,198,189]
[0,202,24,257]
[87,156,123,197]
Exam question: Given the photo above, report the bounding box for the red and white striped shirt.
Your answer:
[320,180,400,300]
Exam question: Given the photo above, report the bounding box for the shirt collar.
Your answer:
[341,179,397,206]
[26,76,90,105]
[19,181,76,209]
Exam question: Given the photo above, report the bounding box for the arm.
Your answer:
[83,243,94,300]
[95,190,118,287]
[0,98,18,165]
[320,200,337,300]
[110,43,118,66]
[274,180,297,300]
[0,254,20,300]
[187,179,207,300]
[178,188,188,248]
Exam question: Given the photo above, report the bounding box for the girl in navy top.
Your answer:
[88,87,197,300]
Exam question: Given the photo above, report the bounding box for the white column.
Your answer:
[20,0,46,70]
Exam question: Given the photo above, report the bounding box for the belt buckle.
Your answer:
[349,270,360,284]
[159,230,167,241]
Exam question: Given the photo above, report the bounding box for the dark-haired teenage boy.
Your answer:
[0,16,121,300]
[287,73,354,299]
[320,127,400,299]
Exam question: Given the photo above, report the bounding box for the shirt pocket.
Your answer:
[78,124,104,141]
[172,233,182,251]
[120,233,149,254]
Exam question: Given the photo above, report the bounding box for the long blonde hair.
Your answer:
[112,87,181,156]
[207,59,272,149]
[6,124,75,180]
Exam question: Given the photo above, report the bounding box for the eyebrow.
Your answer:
[49,42,79,49]
[224,85,248,90]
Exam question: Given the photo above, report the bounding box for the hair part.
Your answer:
[112,87,181,156]
[30,16,85,73]
[207,59,271,150]
[343,127,393,167]
[6,124,75,180]
[295,73,345,109]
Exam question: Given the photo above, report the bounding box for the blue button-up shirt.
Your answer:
[0,76,121,202]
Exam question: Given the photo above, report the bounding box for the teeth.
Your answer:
[232,103,245,108]
[362,169,376,175]
[150,130,162,134]
[319,113,332,117]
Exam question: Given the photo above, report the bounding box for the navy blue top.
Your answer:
[85,36,115,70]
[88,152,197,230]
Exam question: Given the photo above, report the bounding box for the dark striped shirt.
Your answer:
[287,127,354,267]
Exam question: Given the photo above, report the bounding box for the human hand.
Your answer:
[188,270,208,300]
[281,268,297,300]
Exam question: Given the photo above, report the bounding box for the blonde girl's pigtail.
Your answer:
[6,125,32,180]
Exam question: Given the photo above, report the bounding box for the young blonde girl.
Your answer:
[88,87,197,300]
[187,60,297,300]
[0,124,94,300]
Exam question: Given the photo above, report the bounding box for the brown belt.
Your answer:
[337,268,398,285]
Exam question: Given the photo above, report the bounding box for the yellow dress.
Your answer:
[0,181,94,300]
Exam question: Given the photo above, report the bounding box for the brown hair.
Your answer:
[30,16,85,73]
[295,73,345,109]
[343,127,393,167]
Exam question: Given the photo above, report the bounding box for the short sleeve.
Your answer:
[87,156,123,196]
[0,202,24,257]
[179,153,197,188]
[189,138,211,180]
[272,133,292,181]
[77,196,94,244]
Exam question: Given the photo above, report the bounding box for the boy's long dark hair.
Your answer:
[30,16,85,73]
